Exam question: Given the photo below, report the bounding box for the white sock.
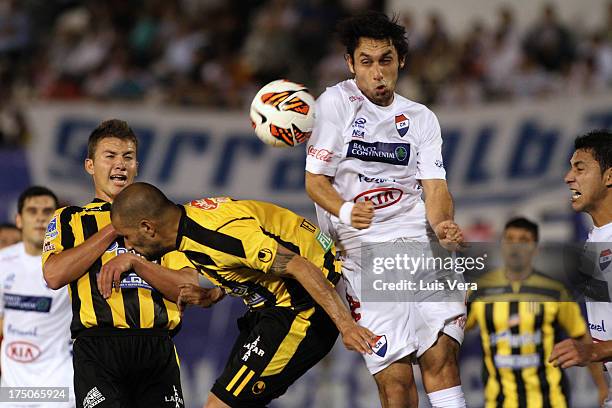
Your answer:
[427,385,466,408]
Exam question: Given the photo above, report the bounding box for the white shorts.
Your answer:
[340,240,467,375]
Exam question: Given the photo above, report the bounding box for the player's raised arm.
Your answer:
[96,253,198,302]
[269,244,375,354]
[420,179,463,248]
[305,171,374,229]
[43,222,118,289]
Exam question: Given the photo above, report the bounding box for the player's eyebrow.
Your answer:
[357,50,393,59]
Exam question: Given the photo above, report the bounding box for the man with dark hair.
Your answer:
[550,129,612,406]
[99,182,375,408]
[41,119,197,408]
[0,223,20,249]
[305,11,466,407]
[467,217,608,407]
[0,186,75,406]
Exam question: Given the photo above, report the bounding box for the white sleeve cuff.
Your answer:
[338,202,354,225]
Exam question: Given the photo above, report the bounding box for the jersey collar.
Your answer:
[176,204,187,250]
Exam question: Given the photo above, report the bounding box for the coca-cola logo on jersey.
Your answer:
[307,146,334,162]
[6,341,41,363]
[353,188,403,209]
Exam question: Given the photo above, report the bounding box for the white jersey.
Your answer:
[0,242,74,406]
[305,79,445,250]
[583,222,612,384]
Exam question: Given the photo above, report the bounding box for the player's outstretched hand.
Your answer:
[434,220,465,251]
[177,284,224,314]
[352,201,374,229]
[97,253,136,299]
[340,322,377,354]
[549,338,593,368]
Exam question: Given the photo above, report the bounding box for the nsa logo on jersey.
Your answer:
[600,249,612,271]
[371,335,388,357]
[395,114,410,137]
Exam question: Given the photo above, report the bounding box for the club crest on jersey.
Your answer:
[395,114,410,137]
[371,335,388,357]
[600,249,612,271]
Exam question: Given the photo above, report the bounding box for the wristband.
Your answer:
[338,202,354,225]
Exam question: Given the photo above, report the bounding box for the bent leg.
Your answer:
[373,356,418,408]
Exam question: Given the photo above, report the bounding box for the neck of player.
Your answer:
[24,238,42,257]
[589,195,612,227]
[505,266,533,282]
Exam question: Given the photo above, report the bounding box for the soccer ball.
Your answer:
[250,79,315,147]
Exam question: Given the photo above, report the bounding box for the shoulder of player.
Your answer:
[0,242,23,263]
[528,270,568,291]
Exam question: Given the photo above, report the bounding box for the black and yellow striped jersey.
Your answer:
[42,199,190,337]
[175,197,341,310]
[467,269,587,408]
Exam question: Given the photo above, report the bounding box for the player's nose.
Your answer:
[563,169,574,184]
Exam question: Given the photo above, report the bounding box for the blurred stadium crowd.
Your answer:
[0,0,611,147]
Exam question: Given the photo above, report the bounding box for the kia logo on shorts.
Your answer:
[7,341,41,363]
[353,188,403,209]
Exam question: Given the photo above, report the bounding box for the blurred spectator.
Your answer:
[524,3,576,72]
[0,222,20,248]
[0,0,608,127]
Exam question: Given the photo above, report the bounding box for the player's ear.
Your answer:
[85,158,94,176]
[15,213,22,230]
[604,167,612,188]
[399,56,405,69]
[345,53,355,75]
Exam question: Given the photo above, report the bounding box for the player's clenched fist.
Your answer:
[339,322,377,354]
[177,283,225,314]
[434,220,465,251]
[352,201,374,229]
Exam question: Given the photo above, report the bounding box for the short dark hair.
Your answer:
[0,223,19,231]
[17,186,59,214]
[337,11,409,62]
[574,130,612,174]
[504,217,539,242]
[87,119,138,160]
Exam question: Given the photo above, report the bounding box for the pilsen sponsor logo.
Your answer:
[307,146,334,162]
[353,188,403,209]
[189,197,231,211]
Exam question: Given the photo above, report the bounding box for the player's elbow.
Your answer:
[42,264,64,290]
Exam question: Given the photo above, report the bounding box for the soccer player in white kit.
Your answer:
[0,186,74,407]
[305,11,466,408]
[549,130,612,407]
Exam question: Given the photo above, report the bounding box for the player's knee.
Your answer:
[377,378,418,406]
[204,393,230,408]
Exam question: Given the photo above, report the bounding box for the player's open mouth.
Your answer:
[570,189,581,201]
[110,175,128,184]
[375,85,386,92]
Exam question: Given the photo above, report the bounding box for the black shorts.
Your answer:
[211,305,338,408]
[73,329,183,408]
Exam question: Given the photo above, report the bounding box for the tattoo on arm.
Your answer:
[269,247,297,276]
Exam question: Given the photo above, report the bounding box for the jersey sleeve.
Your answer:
[209,219,280,273]
[415,109,446,180]
[41,208,71,266]
[305,88,346,177]
[557,295,588,338]
[161,251,195,270]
